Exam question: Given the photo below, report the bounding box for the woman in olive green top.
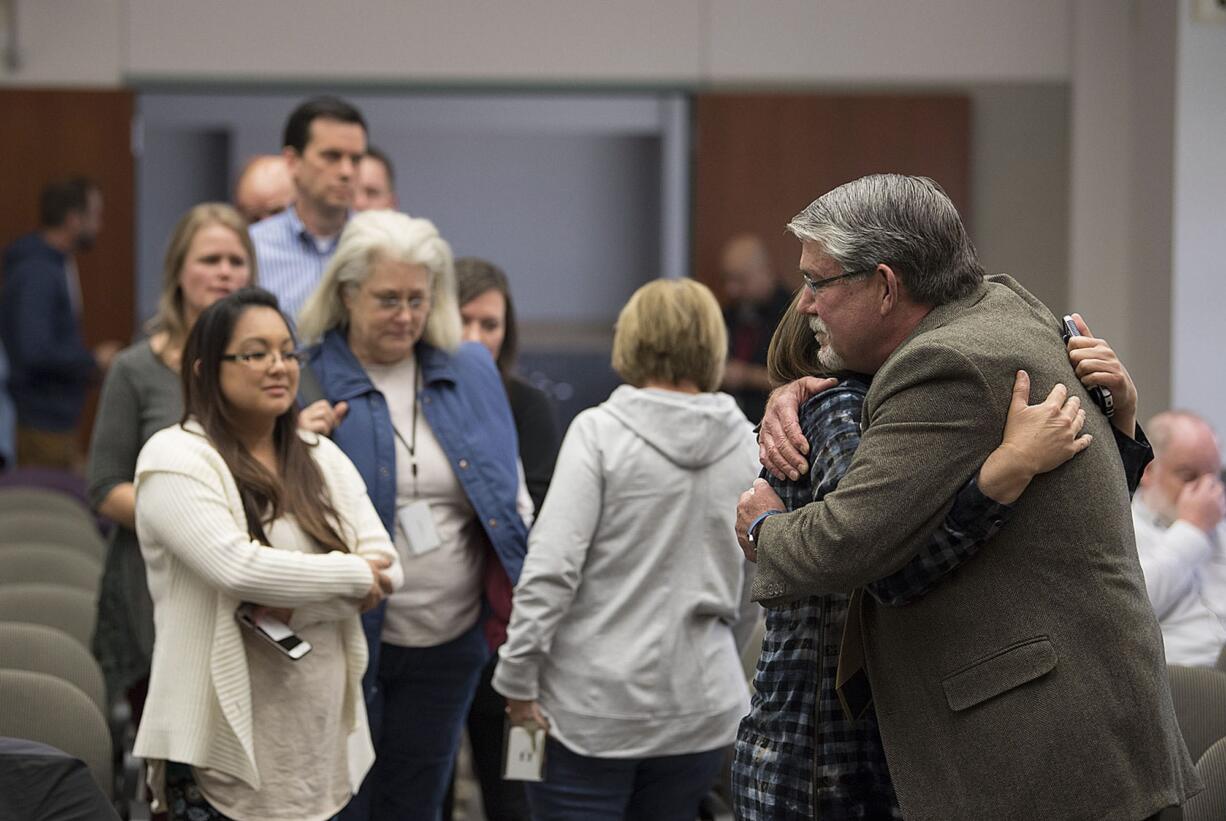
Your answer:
[88,203,256,707]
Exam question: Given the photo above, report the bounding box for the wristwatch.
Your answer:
[747,509,784,545]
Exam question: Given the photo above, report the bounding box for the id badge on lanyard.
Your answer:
[397,499,442,556]
[392,365,440,555]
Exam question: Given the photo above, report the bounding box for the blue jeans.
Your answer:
[366,622,488,821]
[525,736,725,821]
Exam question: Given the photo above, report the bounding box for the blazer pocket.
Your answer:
[941,636,1057,712]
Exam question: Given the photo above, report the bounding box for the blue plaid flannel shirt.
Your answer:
[732,378,1012,820]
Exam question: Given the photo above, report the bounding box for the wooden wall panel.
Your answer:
[0,89,137,449]
[692,94,971,297]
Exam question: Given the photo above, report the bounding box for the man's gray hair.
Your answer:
[787,174,984,306]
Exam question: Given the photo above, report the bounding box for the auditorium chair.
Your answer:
[0,511,106,561]
[0,543,102,593]
[0,669,113,798]
[0,583,97,648]
[0,621,107,714]
[0,486,95,528]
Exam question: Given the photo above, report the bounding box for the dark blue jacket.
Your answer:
[304,329,529,703]
[0,234,96,431]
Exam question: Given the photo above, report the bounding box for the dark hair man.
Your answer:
[249,95,368,320]
[736,174,1199,819]
[354,146,398,211]
[0,176,120,469]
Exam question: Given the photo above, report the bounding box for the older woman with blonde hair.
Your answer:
[298,210,531,821]
[494,278,758,820]
[88,202,255,712]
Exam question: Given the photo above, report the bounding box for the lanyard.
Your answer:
[390,364,422,498]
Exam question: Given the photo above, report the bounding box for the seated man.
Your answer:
[1133,410,1226,666]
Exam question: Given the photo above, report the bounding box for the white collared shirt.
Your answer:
[249,206,342,322]
[1132,496,1226,667]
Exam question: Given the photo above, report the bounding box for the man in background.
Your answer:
[355,146,398,211]
[0,177,119,470]
[250,95,368,320]
[1133,410,1226,666]
[234,154,295,223]
[719,234,791,422]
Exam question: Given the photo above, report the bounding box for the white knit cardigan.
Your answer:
[132,420,402,808]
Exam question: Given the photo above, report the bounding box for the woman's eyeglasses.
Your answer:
[220,349,308,369]
[372,293,430,313]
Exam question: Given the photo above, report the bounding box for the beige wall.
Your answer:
[4,1,1072,87]
[1127,0,1177,426]
[968,83,1070,313]
[1172,1,1226,433]
[9,0,1208,423]
[0,0,122,87]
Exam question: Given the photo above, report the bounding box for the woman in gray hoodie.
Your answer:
[493,278,756,820]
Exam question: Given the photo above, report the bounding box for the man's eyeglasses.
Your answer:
[220,349,308,369]
[801,268,874,294]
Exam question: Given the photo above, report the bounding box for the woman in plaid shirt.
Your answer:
[732,299,1151,820]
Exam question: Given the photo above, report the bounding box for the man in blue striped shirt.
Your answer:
[251,96,368,321]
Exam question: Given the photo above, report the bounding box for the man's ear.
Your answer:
[192,358,202,377]
[282,145,301,178]
[877,263,901,317]
[1139,461,1158,491]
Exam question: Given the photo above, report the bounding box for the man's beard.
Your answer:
[809,315,847,372]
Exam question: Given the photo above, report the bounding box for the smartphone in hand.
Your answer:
[236,604,312,660]
[1061,314,1115,418]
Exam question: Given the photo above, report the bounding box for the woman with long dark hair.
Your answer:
[133,288,401,820]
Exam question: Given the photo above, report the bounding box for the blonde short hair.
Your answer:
[611,278,726,392]
[147,203,256,342]
[297,210,461,351]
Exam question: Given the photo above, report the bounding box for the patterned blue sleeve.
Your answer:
[796,384,1149,609]
[867,418,1151,607]
[763,382,863,538]
[789,382,1010,610]
[866,476,1012,607]
[803,390,864,504]
[791,381,1011,608]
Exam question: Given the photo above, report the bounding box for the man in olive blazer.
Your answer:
[738,175,1199,820]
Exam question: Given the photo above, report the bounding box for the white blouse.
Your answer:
[133,420,403,812]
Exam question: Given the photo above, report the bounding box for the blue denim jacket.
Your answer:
[304,329,528,703]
